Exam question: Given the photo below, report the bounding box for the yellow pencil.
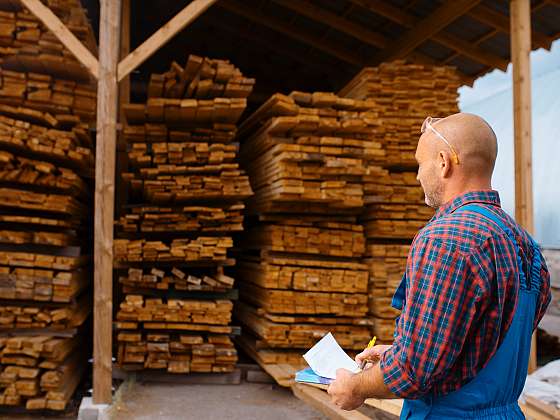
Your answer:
[360,336,377,370]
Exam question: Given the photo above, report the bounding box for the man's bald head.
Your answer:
[415,113,498,208]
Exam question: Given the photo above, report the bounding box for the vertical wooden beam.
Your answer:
[94,0,121,404]
[510,0,537,373]
[115,0,130,221]
[119,0,131,122]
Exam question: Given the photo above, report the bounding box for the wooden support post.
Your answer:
[510,0,537,373]
[94,0,121,404]
[119,0,131,123]
[117,0,218,82]
[20,0,99,79]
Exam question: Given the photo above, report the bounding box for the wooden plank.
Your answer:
[510,0,536,374]
[117,0,218,82]
[19,0,99,80]
[93,0,121,405]
[525,395,560,419]
[292,383,371,420]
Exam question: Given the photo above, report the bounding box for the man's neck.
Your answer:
[441,182,492,206]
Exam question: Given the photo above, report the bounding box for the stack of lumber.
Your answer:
[113,237,233,264]
[117,332,237,373]
[147,54,255,100]
[0,0,97,82]
[116,55,255,374]
[339,60,461,167]
[0,295,90,331]
[236,91,380,366]
[0,335,86,410]
[118,267,235,293]
[116,204,244,234]
[0,69,96,120]
[0,0,96,412]
[340,61,460,343]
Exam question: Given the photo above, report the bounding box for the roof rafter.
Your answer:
[211,16,336,77]
[349,0,507,71]
[371,0,483,63]
[218,0,364,67]
[469,3,554,51]
[270,0,386,48]
[267,0,474,83]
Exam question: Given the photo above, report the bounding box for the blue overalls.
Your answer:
[391,204,543,419]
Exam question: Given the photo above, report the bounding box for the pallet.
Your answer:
[113,365,242,385]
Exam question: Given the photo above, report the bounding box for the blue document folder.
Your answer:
[295,367,332,385]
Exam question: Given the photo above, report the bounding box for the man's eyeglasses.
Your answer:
[421,116,460,164]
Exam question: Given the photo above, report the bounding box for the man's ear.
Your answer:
[439,150,452,178]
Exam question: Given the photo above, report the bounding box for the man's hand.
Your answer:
[327,368,365,411]
[355,344,392,369]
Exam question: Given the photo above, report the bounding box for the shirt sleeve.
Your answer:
[379,234,488,398]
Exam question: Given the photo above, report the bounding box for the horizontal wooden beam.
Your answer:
[469,3,554,50]
[348,0,414,26]
[212,18,335,76]
[435,32,509,71]
[218,0,364,67]
[20,0,99,79]
[117,0,218,82]
[372,0,482,63]
[351,0,508,71]
[271,0,386,48]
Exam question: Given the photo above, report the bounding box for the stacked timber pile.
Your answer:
[236,92,382,366]
[0,335,86,410]
[0,0,97,82]
[116,55,253,374]
[340,61,460,342]
[339,60,460,167]
[0,0,96,412]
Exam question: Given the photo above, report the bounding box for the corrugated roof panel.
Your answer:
[406,0,441,19]
[479,32,511,60]
[309,0,349,15]
[261,1,295,21]
[324,29,367,52]
[482,0,509,16]
[416,39,455,61]
[290,14,331,37]
[448,55,489,76]
[532,5,560,36]
[347,7,391,29]
[443,15,493,43]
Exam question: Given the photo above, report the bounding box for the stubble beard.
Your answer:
[423,182,444,209]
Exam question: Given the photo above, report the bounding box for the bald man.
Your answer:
[327,113,551,419]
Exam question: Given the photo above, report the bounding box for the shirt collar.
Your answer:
[433,190,501,219]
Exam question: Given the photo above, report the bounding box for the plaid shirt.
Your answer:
[379,190,551,398]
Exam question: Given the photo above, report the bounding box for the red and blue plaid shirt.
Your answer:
[379,190,551,398]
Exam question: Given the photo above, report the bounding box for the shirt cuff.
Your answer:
[379,346,421,398]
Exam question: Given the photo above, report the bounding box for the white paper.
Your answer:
[303,332,360,379]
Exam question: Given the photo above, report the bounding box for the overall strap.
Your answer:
[457,203,542,292]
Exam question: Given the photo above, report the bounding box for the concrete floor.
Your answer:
[108,381,327,420]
